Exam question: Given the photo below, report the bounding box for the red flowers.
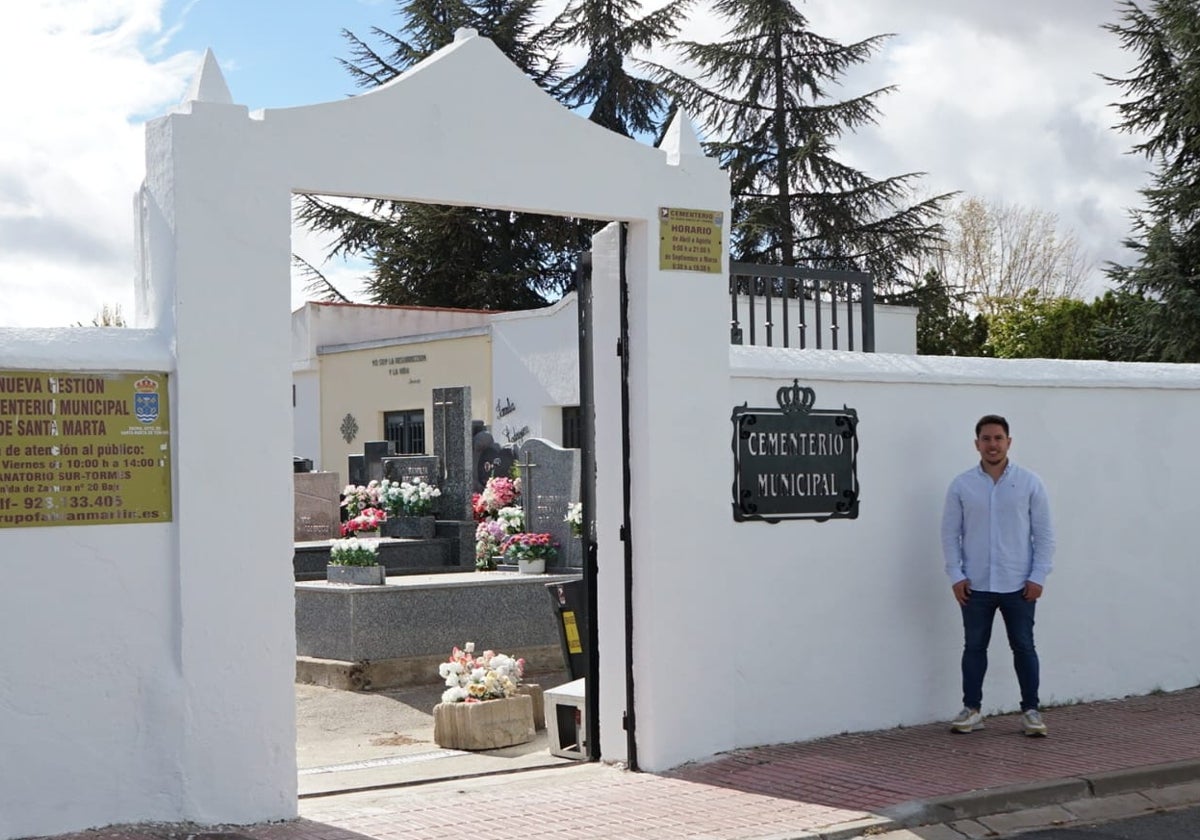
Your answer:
[499,532,557,562]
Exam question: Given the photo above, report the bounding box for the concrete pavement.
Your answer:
[26,684,1200,840]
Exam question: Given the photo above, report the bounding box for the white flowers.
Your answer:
[497,506,524,532]
[380,478,442,517]
[329,536,379,567]
[565,501,583,537]
[437,644,525,704]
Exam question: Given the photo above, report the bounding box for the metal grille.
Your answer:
[730,262,875,352]
[384,409,426,455]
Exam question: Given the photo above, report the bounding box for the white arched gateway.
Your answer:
[0,29,730,837]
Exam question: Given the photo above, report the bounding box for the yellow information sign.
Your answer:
[0,370,172,529]
[562,610,583,654]
[658,206,724,273]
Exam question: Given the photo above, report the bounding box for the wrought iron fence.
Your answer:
[729,262,876,351]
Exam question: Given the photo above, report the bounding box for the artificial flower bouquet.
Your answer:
[341,481,382,518]
[438,642,525,703]
[474,506,525,570]
[328,536,379,567]
[471,476,521,521]
[340,506,387,536]
[500,532,558,564]
[380,477,442,517]
[564,501,583,538]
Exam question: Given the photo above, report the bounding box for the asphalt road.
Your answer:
[1015,803,1200,839]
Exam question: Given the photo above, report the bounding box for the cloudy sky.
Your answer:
[0,0,1148,327]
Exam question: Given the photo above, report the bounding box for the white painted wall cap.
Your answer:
[183,48,234,106]
[731,345,1200,389]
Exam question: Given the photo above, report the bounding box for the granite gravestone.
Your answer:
[517,438,582,569]
[382,454,443,518]
[382,455,440,486]
[293,472,341,542]
[432,386,472,521]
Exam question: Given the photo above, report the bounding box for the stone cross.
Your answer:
[519,447,539,531]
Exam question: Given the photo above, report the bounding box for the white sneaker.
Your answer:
[950,707,984,733]
[1022,709,1048,737]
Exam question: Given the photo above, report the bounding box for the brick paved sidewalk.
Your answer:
[667,686,1200,814]
[29,687,1200,840]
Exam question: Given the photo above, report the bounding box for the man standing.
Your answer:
[941,414,1056,736]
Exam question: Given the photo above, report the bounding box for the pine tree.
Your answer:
[550,0,694,138]
[298,0,579,309]
[1102,0,1200,362]
[651,0,949,288]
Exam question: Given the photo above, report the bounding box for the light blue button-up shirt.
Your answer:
[941,462,1055,592]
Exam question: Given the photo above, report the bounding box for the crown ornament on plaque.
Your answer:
[134,377,159,393]
[776,379,816,415]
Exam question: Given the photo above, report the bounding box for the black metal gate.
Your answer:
[729,262,876,351]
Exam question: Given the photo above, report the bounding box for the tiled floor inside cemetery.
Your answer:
[295,669,577,796]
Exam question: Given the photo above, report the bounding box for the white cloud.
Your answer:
[0,1,197,327]
[0,0,1155,327]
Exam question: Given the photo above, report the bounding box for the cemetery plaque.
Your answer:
[731,380,859,523]
[0,370,172,529]
[658,206,723,273]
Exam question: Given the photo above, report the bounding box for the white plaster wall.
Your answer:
[0,330,181,839]
[628,345,1200,770]
[490,294,580,446]
[293,369,321,469]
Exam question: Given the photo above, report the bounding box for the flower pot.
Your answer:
[326,564,386,585]
[381,515,436,540]
[517,557,546,575]
[347,529,379,540]
[432,694,535,750]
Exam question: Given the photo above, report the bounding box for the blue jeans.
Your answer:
[961,589,1039,712]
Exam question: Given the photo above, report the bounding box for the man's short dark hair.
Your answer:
[975,414,1010,437]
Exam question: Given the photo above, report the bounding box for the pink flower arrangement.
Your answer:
[341,481,382,517]
[472,476,521,521]
[500,532,557,563]
[340,506,387,537]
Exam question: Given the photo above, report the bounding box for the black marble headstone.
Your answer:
[362,440,396,483]
[347,454,366,487]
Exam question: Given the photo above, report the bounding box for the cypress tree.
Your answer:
[1102,0,1200,361]
[651,0,949,286]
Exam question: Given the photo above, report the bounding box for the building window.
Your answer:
[562,406,582,449]
[384,409,426,455]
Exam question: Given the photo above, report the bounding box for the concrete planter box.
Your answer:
[433,694,535,750]
[326,564,386,585]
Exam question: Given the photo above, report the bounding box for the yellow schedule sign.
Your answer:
[0,370,172,529]
[659,206,724,273]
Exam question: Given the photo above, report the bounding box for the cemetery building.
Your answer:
[293,292,917,478]
[293,292,586,476]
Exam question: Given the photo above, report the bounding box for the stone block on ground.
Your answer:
[433,694,535,750]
